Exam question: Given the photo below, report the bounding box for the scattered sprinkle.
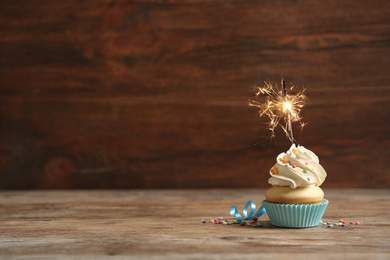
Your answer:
[214,222,219,224]
[252,216,258,222]
[304,152,308,155]
[219,221,223,224]
[320,219,361,228]
[233,222,237,224]
[227,222,231,225]
[307,178,310,181]
[311,167,315,170]
[303,170,307,174]
[202,220,206,223]
[305,162,308,165]
[218,217,223,220]
[293,165,296,168]
[288,161,291,164]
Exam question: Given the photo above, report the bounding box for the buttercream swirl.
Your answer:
[268,144,327,189]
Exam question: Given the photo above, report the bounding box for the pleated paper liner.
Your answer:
[262,199,329,228]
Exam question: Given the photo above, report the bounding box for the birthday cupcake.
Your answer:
[262,144,328,228]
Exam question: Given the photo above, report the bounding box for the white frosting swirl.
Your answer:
[268,144,327,189]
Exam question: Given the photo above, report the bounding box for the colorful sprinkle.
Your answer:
[303,170,307,174]
[327,222,330,225]
[218,217,223,220]
[342,221,346,224]
[214,222,219,224]
[252,225,257,228]
[257,224,262,227]
[233,221,237,224]
[322,223,327,225]
[251,220,256,223]
[307,178,310,181]
[327,225,333,228]
[355,222,360,225]
[252,216,258,221]
[288,161,291,164]
[334,223,339,226]
[339,219,344,222]
[304,152,308,155]
[311,167,315,170]
[292,165,296,168]
[285,164,289,167]
[305,162,308,165]
[341,224,346,227]
[350,222,354,225]
[227,222,231,225]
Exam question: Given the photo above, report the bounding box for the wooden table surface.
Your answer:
[0,189,389,259]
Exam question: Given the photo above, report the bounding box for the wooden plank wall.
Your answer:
[0,0,389,189]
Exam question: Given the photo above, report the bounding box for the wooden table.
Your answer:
[0,189,389,259]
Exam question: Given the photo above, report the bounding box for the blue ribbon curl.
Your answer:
[230,201,266,222]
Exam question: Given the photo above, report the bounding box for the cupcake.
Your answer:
[262,144,328,228]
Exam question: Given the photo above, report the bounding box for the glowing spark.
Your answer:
[249,80,306,143]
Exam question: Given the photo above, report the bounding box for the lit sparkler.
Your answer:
[249,80,306,143]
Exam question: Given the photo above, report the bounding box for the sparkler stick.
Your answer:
[249,80,306,144]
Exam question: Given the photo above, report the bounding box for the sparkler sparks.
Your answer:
[249,80,306,143]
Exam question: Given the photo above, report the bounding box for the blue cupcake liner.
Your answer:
[262,199,328,228]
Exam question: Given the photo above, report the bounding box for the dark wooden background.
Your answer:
[0,0,389,189]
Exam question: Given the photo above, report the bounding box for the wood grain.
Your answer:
[0,189,389,259]
[0,0,390,188]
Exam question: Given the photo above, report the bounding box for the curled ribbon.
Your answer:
[230,201,266,222]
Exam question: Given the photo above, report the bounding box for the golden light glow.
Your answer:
[283,101,292,112]
[249,80,306,143]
